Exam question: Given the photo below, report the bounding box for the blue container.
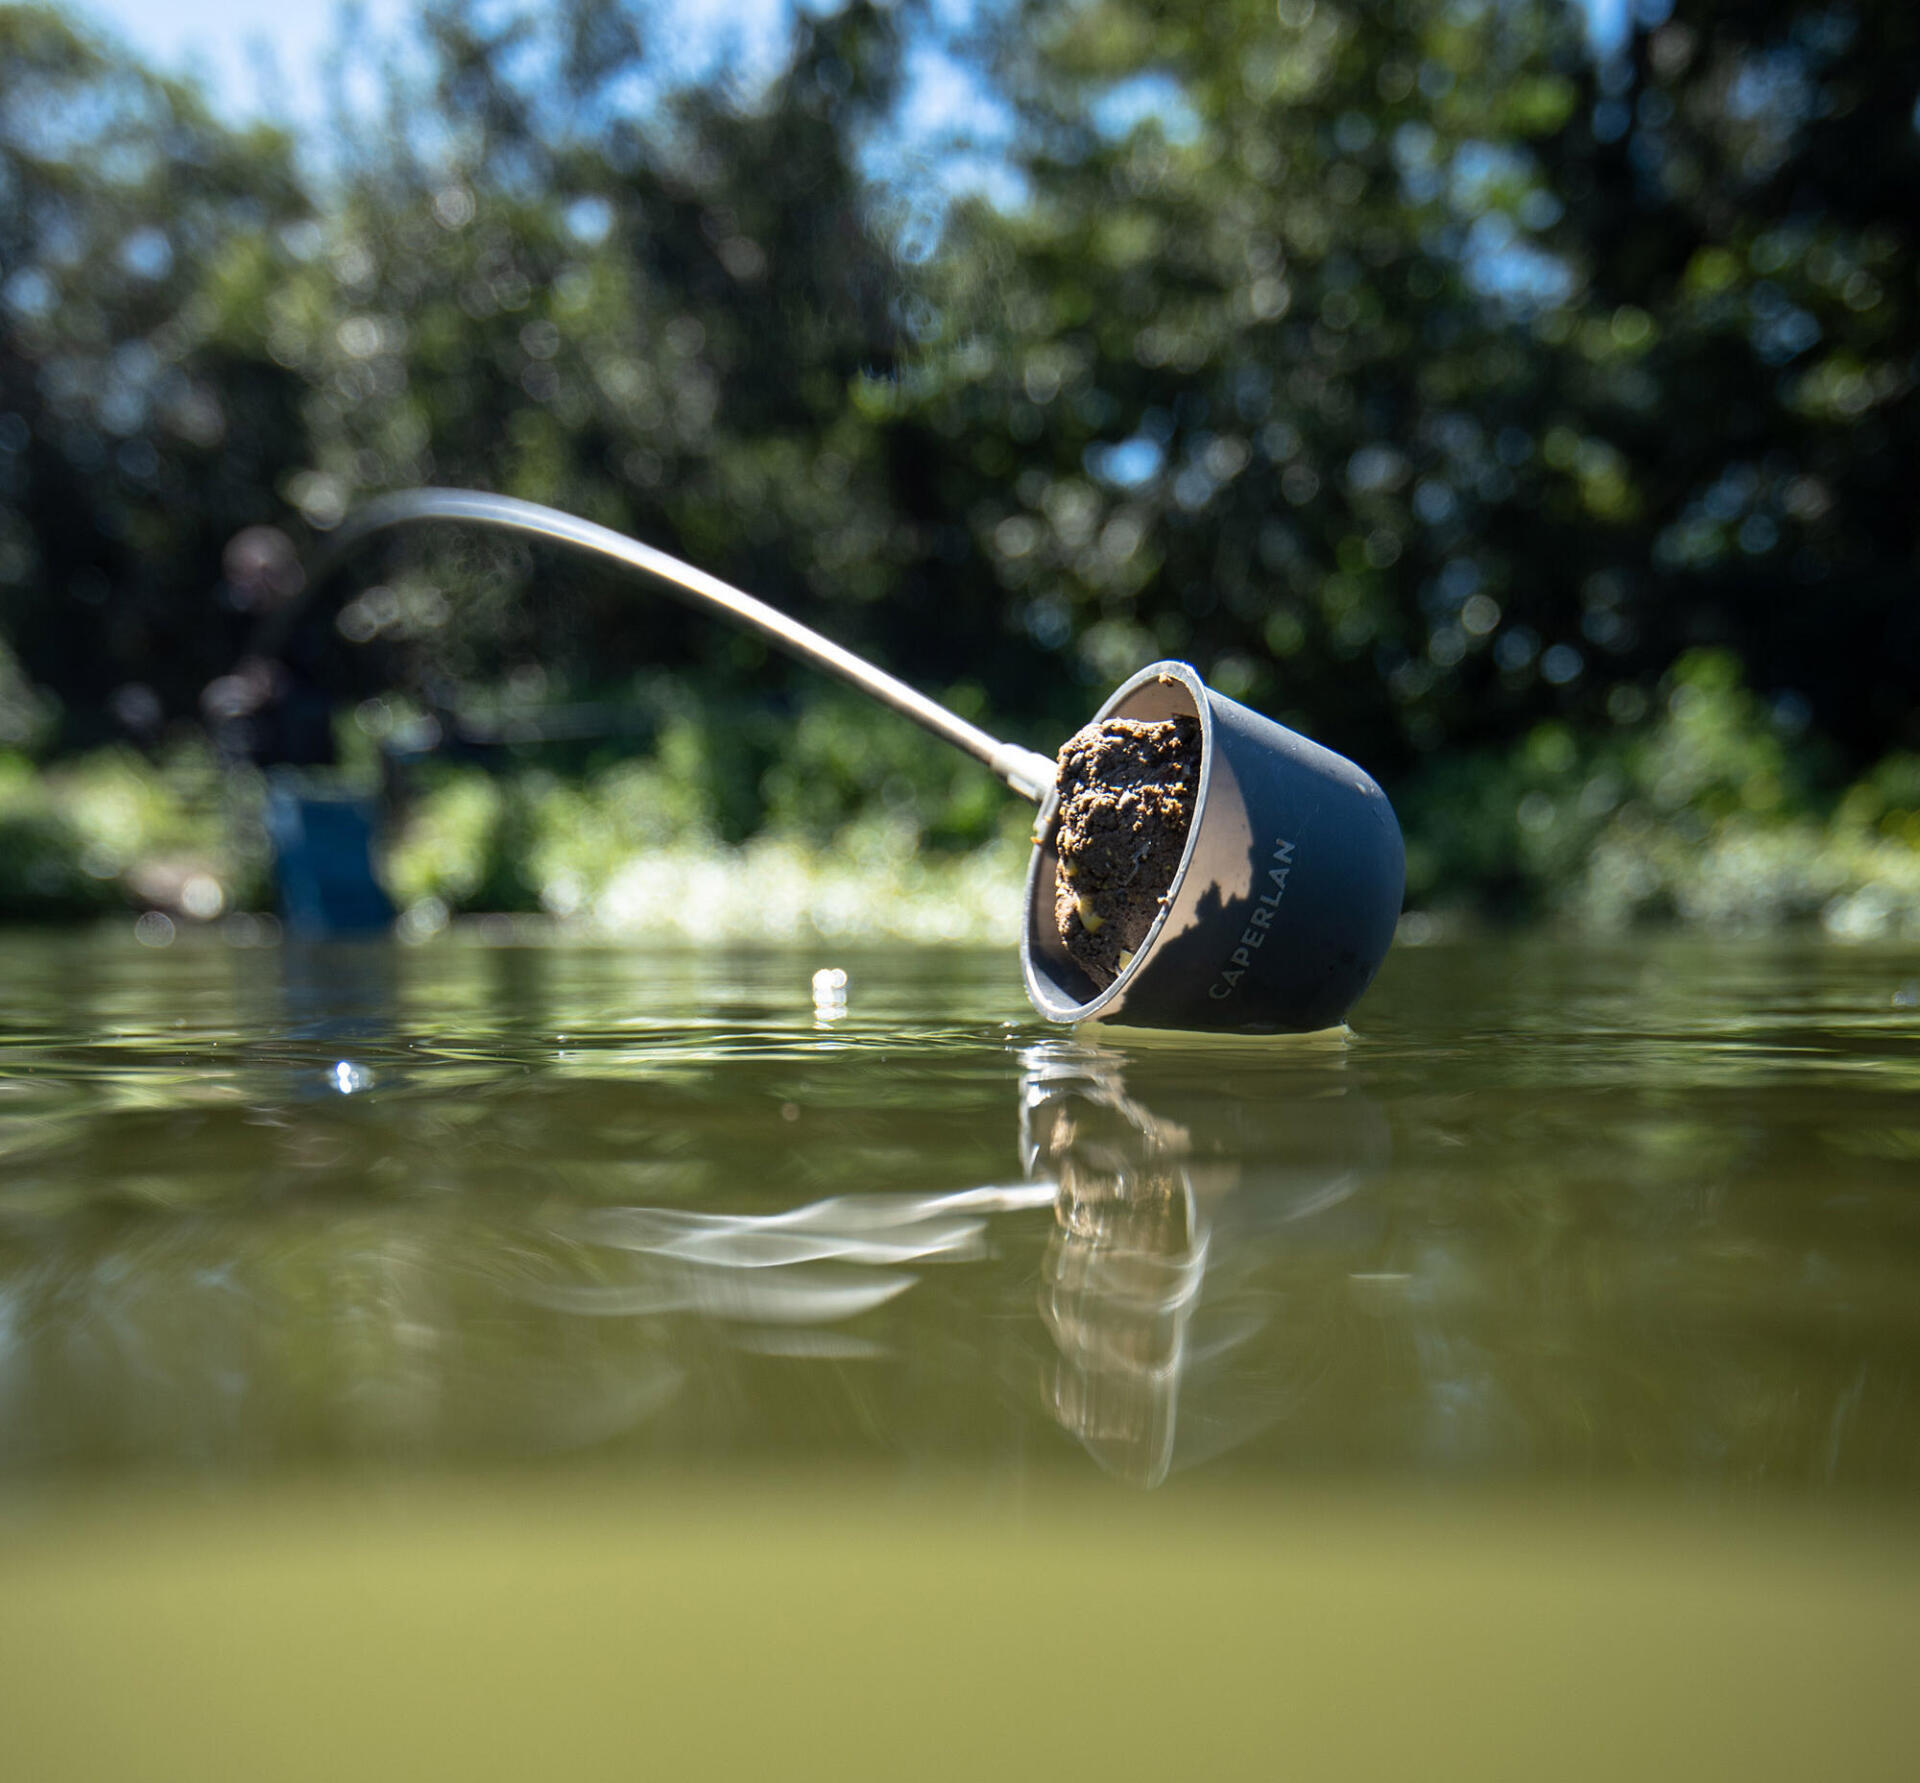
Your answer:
[264,781,395,938]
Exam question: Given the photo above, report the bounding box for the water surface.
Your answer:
[3,930,1915,1494]
[2,931,1917,1777]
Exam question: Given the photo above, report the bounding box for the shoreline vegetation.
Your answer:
[4,650,1917,941]
[2,0,1914,938]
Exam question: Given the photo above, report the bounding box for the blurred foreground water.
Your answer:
[1,931,1916,1777]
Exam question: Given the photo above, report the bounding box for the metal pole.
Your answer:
[296,489,1057,803]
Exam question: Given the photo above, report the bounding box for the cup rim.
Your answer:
[1022,659,1218,1023]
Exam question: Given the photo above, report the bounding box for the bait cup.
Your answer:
[1021,662,1404,1034]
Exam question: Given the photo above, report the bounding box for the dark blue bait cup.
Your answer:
[1021,662,1404,1034]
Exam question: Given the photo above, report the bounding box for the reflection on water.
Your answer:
[1030,1041,1209,1488]
[538,1182,1051,1324]
[1024,1039,1389,1485]
[0,931,1917,1496]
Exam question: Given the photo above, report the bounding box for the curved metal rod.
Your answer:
[283,488,1058,802]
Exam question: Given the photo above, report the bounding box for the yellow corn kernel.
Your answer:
[1074,897,1105,934]
[1116,949,1135,972]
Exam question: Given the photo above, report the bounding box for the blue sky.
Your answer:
[66,0,799,129]
[71,0,412,123]
[62,0,1618,204]
[63,0,1019,209]
[68,0,1630,114]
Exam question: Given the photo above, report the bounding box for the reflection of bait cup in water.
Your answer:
[1020,1040,1392,1486]
[305,491,1404,1033]
[1022,1052,1207,1487]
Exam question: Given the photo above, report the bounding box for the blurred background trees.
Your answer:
[0,0,1914,925]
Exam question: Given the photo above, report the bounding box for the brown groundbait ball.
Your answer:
[1050,715,1201,987]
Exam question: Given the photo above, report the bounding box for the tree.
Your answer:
[912,0,1918,779]
[0,5,312,741]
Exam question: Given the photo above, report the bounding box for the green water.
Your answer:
[2,931,1918,1777]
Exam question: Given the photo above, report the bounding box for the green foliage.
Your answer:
[925,0,1918,776]
[0,0,1914,927]
[384,752,708,915]
[0,741,257,920]
[380,753,1028,942]
[0,5,312,729]
[0,753,108,919]
[1402,652,1920,933]
[0,638,54,750]
[382,674,1022,923]
[757,686,1006,851]
[1834,753,1920,850]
